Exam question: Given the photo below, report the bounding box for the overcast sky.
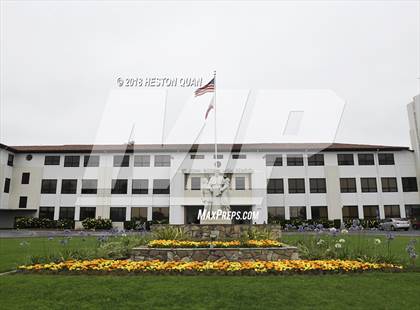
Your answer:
[0,1,419,147]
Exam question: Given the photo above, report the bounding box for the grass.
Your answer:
[0,236,98,272]
[1,273,420,309]
[0,234,419,309]
[282,233,420,267]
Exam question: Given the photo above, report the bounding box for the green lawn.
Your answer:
[282,234,420,267]
[0,236,98,272]
[1,234,419,309]
[1,273,420,309]
[0,234,419,272]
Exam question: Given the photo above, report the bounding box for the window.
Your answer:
[267,179,284,194]
[309,178,326,193]
[232,154,246,159]
[381,177,398,192]
[308,154,324,166]
[79,207,96,220]
[110,207,126,222]
[44,155,60,165]
[287,155,303,166]
[235,177,245,190]
[191,177,201,191]
[288,178,305,194]
[61,179,77,194]
[378,153,394,165]
[311,206,328,220]
[363,205,379,219]
[83,155,100,167]
[41,179,57,194]
[19,196,27,209]
[337,154,354,165]
[59,207,75,220]
[113,155,130,167]
[405,204,420,219]
[111,179,128,194]
[7,154,14,166]
[402,177,418,192]
[132,179,148,194]
[153,179,170,194]
[4,178,10,193]
[361,178,377,193]
[190,154,205,159]
[134,155,150,167]
[340,178,357,193]
[152,207,169,223]
[64,155,80,167]
[21,173,30,184]
[384,205,401,218]
[358,153,374,165]
[155,155,171,167]
[268,207,285,223]
[266,154,282,166]
[290,206,307,220]
[131,207,148,220]
[342,205,359,220]
[81,179,98,194]
[39,207,55,220]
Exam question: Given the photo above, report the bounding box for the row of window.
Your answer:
[268,205,406,220]
[37,206,169,222]
[265,153,395,167]
[4,175,417,195]
[40,179,170,195]
[266,177,418,194]
[10,152,395,169]
[43,154,171,167]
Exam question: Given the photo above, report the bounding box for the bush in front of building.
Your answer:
[275,219,337,230]
[14,217,75,229]
[343,218,380,229]
[124,217,147,230]
[81,218,112,230]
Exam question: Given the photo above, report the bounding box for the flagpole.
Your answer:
[213,70,218,172]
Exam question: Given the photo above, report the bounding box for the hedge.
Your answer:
[14,217,75,229]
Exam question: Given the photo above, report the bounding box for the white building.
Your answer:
[1,142,420,228]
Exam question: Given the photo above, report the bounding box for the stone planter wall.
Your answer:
[151,224,282,240]
[131,246,299,262]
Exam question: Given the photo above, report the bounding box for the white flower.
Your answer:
[374,238,381,245]
[316,239,325,245]
[341,229,349,234]
[335,243,342,249]
[339,239,346,243]
[121,233,127,237]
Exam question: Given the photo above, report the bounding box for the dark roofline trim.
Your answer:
[2,142,411,154]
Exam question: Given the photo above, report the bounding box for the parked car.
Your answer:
[411,218,420,230]
[379,218,410,231]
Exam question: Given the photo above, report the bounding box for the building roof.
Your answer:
[0,142,411,154]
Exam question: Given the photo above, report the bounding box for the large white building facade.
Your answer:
[1,141,420,228]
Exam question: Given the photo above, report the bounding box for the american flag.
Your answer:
[195,78,215,97]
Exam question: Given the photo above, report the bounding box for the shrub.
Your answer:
[14,217,74,229]
[124,218,146,230]
[241,227,277,240]
[152,226,186,240]
[82,218,112,230]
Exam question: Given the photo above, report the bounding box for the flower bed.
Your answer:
[18,259,402,275]
[147,239,284,248]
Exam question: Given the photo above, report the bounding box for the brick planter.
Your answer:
[131,246,299,262]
